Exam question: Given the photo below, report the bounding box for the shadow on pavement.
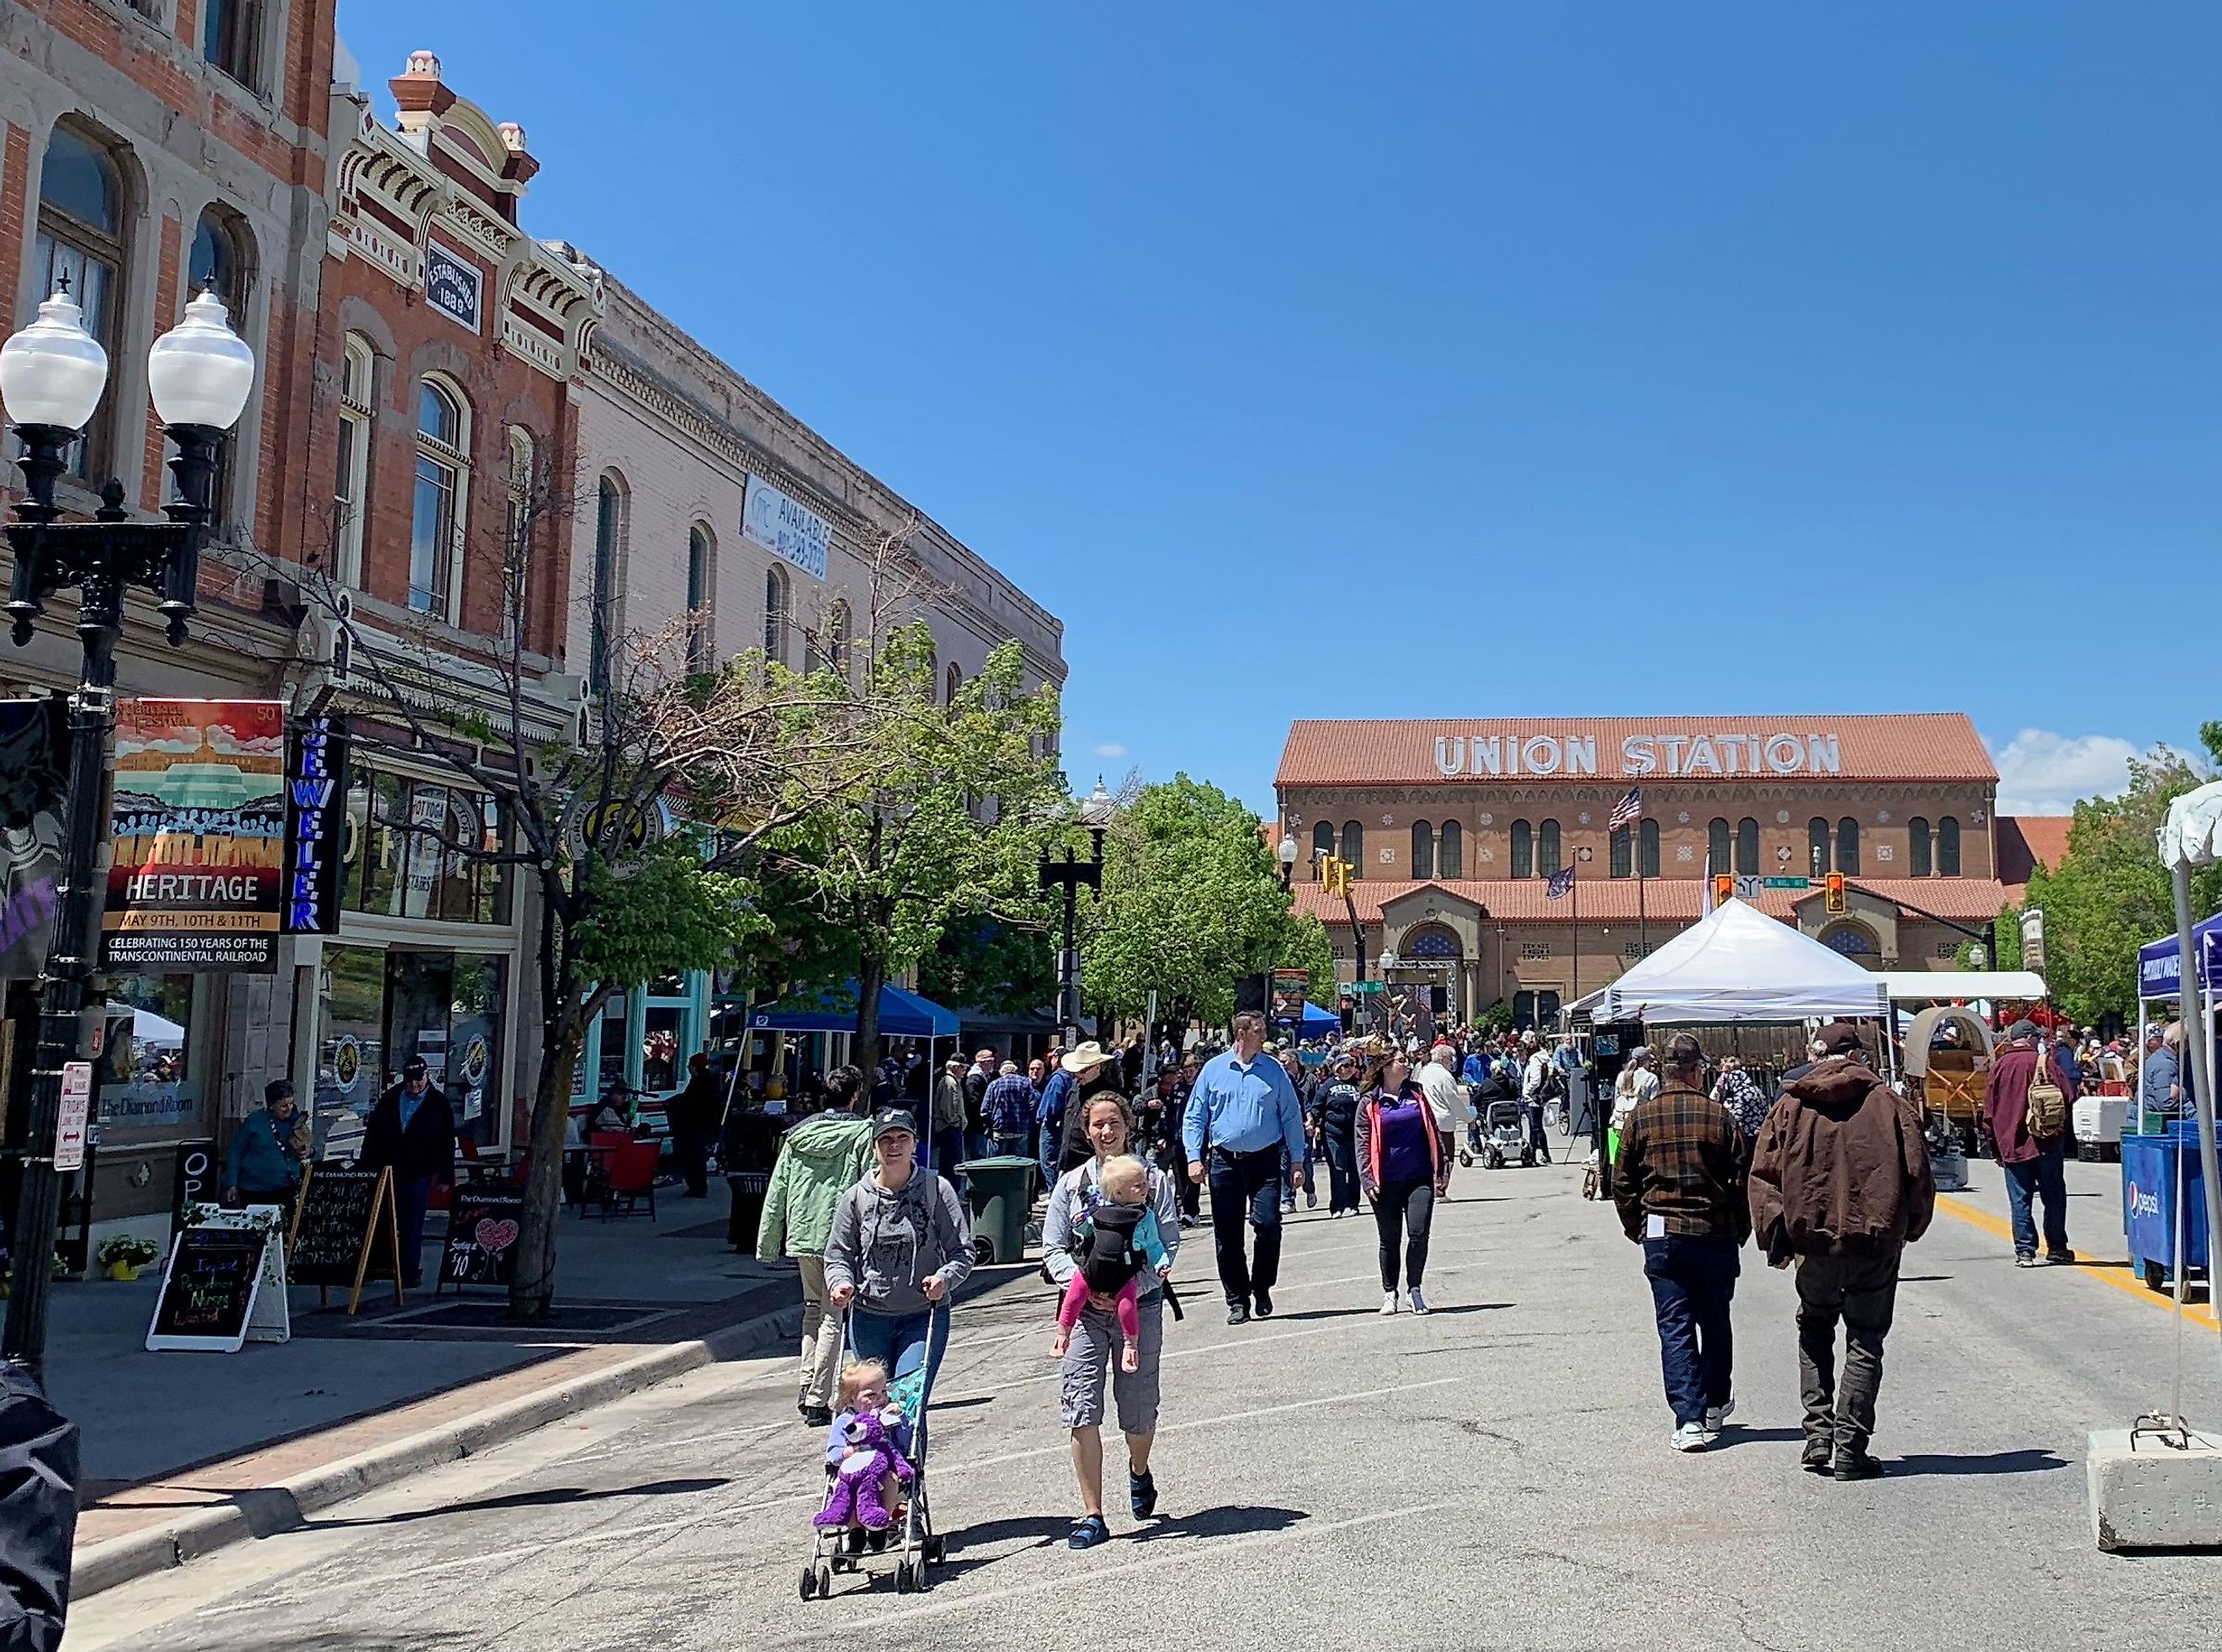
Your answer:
[1707,1427,1805,1449]
[1272,1303,1511,1324]
[933,1514,1085,1577]
[1889,1449,2067,1477]
[304,1477,731,1529]
[1127,1504,1308,1543]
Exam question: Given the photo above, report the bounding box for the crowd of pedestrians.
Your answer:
[736,1001,2102,1555]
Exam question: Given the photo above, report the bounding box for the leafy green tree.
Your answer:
[1082,775,1323,1033]
[916,911,1059,1020]
[765,626,1063,1078]
[2023,748,2222,1023]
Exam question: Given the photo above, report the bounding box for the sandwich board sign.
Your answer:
[146,1205,290,1352]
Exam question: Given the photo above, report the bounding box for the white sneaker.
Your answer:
[1407,1287,1431,1315]
[1704,1397,1735,1434]
[1379,1292,1400,1315]
[1672,1422,1709,1453]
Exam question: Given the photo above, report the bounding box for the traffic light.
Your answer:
[1320,855,1350,899]
[1825,872,1847,915]
[1713,874,1736,908]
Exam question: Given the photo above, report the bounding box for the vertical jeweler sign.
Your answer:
[282,715,350,935]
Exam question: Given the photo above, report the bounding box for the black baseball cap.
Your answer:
[871,1108,918,1141]
[403,1055,429,1081]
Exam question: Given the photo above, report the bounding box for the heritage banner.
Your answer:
[104,700,287,971]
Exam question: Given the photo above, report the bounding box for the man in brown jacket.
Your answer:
[1749,1021,1935,1481]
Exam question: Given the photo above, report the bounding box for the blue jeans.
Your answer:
[1523,1102,1552,1161]
[2002,1149,2070,1257]
[1644,1233,1740,1426]
[931,1128,965,1187]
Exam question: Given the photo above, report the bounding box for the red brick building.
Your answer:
[1280,714,2017,1027]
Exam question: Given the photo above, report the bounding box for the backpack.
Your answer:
[2023,1062,2066,1143]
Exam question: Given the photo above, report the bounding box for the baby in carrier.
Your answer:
[1050,1156,1170,1373]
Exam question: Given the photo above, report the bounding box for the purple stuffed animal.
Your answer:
[813,1406,916,1531]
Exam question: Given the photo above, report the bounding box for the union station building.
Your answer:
[1280,714,2027,1028]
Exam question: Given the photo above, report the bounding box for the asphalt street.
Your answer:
[74,1150,2222,1652]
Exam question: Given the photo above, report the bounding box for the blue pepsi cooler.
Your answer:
[2121,1123,2211,1291]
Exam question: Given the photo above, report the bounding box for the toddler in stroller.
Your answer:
[1049,1156,1171,1373]
[815,1361,914,1532]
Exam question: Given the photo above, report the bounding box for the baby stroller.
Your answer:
[800,1314,948,1598]
[1480,1099,1531,1170]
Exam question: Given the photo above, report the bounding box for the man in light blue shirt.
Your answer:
[1183,1012,1307,1324]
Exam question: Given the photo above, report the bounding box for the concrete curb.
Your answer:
[72,1303,801,1601]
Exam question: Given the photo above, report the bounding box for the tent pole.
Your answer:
[2167,863,2222,1389]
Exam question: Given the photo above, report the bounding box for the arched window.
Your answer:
[1907,816,1932,878]
[1640,819,1661,878]
[1510,821,1533,880]
[1311,821,1336,863]
[924,643,938,702]
[685,524,715,673]
[503,428,535,645]
[1837,817,1861,876]
[763,565,790,666]
[1736,818,1760,877]
[36,124,126,480]
[1708,819,1730,874]
[1610,825,1632,879]
[202,0,266,89]
[587,474,625,688]
[820,598,851,677]
[1411,821,1434,880]
[1938,815,1961,877]
[1820,922,1880,961]
[1808,817,1831,877]
[944,661,961,705]
[1538,820,1562,875]
[1341,820,1364,874]
[1438,821,1463,879]
[332,332,375,587]
[411,378,469,619]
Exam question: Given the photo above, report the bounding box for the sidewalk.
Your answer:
[56,1182,802,1592]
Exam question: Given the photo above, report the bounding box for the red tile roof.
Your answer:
[1294,876,2009,928]
[1996,815,2072,900]
[1277,714,1997,789]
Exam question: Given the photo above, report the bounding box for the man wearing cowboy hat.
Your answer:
[1046,1042,1121,1182]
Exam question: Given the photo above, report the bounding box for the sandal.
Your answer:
[1067,1514,1111,1550]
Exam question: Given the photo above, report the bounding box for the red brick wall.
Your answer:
[314,247,575,657]
[138,210,184,511]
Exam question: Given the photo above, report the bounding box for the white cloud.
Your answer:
[1990,729,2144,815]
[1091,742,1128,759]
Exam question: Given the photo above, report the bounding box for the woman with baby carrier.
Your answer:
[1041,1091,1183,1552]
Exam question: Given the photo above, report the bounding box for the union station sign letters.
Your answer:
[1432,730,1845,780]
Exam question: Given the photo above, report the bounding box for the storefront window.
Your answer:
[96,975,201,1137]
[447,953,508,1143]
[598,992,630,1096]
[344,765,510,925]
[642,1005,686,1092]
[316,943,386,1136]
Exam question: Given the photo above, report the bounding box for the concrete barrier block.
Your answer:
[2088,1425,2222,1552]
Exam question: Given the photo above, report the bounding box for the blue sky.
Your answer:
[342,2,2219,816]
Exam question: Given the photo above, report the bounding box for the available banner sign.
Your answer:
[282,715,350,935]
[104,700,286,971]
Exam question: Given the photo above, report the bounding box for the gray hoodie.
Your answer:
[822,1170,974,1316]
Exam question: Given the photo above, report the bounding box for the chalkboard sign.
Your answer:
[146,1227,267,1352]
[439,1187,524,1290]
[287,1165,402,1313]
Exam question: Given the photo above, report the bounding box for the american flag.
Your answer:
[1608,787,1643,830]
[1545,865,1576,900]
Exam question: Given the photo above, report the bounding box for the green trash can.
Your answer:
[956,1155,1037,1264]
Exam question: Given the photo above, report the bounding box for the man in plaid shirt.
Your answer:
[1614,1032,1750,1453]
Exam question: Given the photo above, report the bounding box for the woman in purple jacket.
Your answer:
[1354,1050,1447,1317]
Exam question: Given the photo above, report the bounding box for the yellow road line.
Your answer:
[1932,1192,2219,1328]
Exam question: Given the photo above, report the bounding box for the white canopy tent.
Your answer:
[1874,969,2048,1004]
[1567,897,1891,1026]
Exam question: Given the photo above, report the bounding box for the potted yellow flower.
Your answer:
[94,1235,161,1282]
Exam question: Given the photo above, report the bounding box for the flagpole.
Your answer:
[1571,859,1580,1010]
[1637,806,1649,956]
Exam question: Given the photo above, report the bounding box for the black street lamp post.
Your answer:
[1040,778,1114,1041]
[0,286,253,1371]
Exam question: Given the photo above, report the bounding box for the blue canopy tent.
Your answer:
[1299,1001,1340,1038]
[747,982,962,1171]
[747,981,960,1040]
